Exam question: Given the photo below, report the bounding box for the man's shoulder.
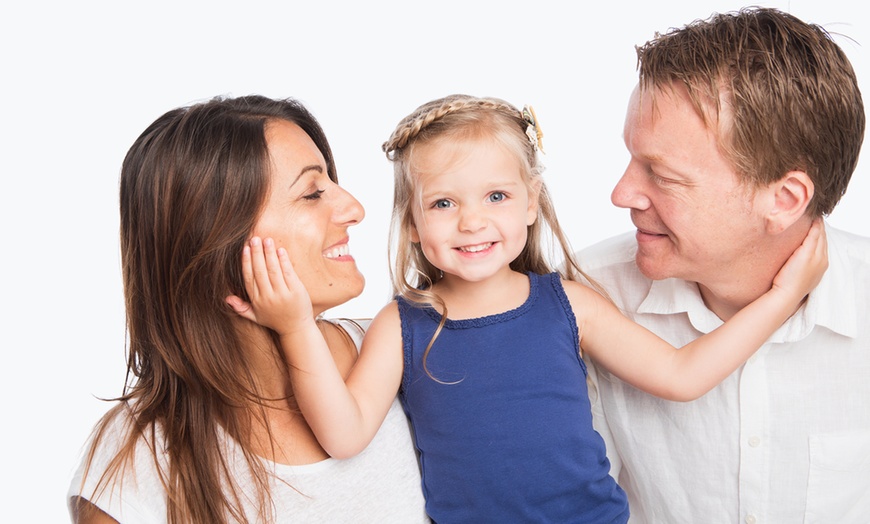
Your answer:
[575,232,639,273]
[573,233,653,311]
[827,224,870,261]
[824,225,870,304]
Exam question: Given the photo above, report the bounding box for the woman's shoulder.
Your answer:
[321,318,372,354]
[325,317,371,339]
[74,404,142,461]
[70,403,164,477]
[68,403,168,523]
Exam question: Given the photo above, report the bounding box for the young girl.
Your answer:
[229,94,827,523]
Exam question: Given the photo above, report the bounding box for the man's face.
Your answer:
[612,83,767,288]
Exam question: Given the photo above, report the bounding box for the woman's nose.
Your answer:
[334,184,365,225]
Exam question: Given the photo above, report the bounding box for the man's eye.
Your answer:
[303,189,325,200]
[647,169,673,186]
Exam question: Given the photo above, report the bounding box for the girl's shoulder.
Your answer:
[558,276,614,320]
[366,301,403,338]
[558,276,600,297]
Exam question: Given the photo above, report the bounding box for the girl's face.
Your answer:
[253,119,365,316]
[409,137,539,285]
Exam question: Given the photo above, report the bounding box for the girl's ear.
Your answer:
[765,170,814,234]
[410,222,420,243]
[527,178,543,226]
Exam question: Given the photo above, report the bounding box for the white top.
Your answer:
[577,224,870,524]
[68,319,429,523]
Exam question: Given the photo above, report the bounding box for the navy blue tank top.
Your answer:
[397,272,629,523]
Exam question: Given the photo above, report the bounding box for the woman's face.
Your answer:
[253,119,365,316]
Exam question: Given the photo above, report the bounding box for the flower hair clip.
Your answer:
[522,105,545,153]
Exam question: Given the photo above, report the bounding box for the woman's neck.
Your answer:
[233,318,360,465]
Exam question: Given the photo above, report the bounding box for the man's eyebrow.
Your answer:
[639,152,664,163]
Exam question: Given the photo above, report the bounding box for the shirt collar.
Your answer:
[636,231,856,341]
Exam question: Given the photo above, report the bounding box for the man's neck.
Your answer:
[698,279,775,321]
[697,222,813,321]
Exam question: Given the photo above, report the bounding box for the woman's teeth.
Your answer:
[324,244,350,258]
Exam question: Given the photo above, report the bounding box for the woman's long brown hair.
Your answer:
[73,95,338,523]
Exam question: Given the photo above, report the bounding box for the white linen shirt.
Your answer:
[577,224,870,524]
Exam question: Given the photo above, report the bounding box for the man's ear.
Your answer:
[527,178,543,226]
[765,171,814,234]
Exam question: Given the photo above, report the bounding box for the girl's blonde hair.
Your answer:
[382,94,604,374]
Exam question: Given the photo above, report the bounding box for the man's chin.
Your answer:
[634,252,675,281]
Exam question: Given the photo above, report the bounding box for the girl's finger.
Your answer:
[249,236,271,294]
[240,243,256,298]
[276,247,298,289]
[263,238,284,290]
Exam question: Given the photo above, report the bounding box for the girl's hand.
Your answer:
[225,237,315,336]
[771,219,828,302]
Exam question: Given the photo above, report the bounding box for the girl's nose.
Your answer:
[458,206,487,233]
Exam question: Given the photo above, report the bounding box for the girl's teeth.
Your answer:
[460,243,492,253]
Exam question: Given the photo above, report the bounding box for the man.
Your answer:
[578,7,869,523]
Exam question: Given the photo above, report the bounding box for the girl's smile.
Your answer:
[409,137,538,285]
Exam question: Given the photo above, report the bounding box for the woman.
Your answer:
[67,95,428,523]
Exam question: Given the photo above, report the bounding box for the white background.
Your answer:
[3,1,867,521]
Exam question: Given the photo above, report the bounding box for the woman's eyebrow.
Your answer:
[289,164,324,188]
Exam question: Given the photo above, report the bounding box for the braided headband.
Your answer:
[384,100,545,158]
[522,105,545,153]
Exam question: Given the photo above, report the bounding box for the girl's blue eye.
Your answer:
[303,189,325,201]
[488,192,506,203]
[434,199,452,209]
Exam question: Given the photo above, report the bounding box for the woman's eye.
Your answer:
[303,189,325,201]
[433,199,452,209]
[488,192,506,203]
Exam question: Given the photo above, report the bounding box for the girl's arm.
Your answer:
[226,237,403,459]
[573,220,828,402]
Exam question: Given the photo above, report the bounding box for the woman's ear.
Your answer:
[226,294,254,320]
[765,170,814,234]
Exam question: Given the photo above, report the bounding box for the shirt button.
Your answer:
[745,515,757,524]
[748,436,762,447]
